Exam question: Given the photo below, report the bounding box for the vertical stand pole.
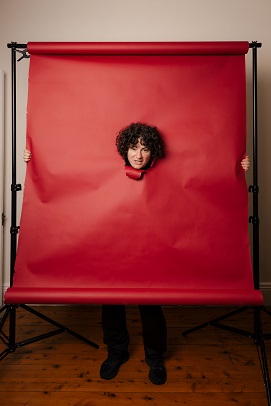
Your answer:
[249,43,260,290]
[251,42,271,406]
[8,305,16,352]
[10,44,20,287]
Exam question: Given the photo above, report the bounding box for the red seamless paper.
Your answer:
[5,42,263,305]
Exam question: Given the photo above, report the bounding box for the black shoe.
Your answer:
[146,358,167,385]
[100,352,129,380]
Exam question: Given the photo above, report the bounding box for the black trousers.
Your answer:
[102,305,167,360]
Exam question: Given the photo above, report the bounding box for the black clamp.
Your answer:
[248,185,259,194]
[11,184,22,192]
[16,48,30,62]
[249,216,260,224]
[249,41,262,49]
[10,226,20,234]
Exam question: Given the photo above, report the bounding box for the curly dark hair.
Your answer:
[116,122,165,165]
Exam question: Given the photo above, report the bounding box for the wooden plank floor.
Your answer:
[0,305,270,405]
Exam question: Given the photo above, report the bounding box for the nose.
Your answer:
[135,149,142,158]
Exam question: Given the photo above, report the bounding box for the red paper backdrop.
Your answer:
[5,42,263,305]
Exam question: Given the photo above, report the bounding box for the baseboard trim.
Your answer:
[259,282,271,306]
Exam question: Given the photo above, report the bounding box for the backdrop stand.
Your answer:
[0,41,270,405]
[182,42,271,405]
[0,43,99,361]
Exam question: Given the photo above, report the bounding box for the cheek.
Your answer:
[144,152,151,163]
[127,149,133,162]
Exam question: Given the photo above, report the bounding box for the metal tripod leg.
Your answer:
[182,306,271,406]
[254,307,271,405]
[0,304,99,362]
[182,306,250,336]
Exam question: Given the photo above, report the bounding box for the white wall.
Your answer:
[0,0,271,302]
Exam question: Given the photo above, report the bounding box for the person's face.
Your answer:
[127,138,151,169]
